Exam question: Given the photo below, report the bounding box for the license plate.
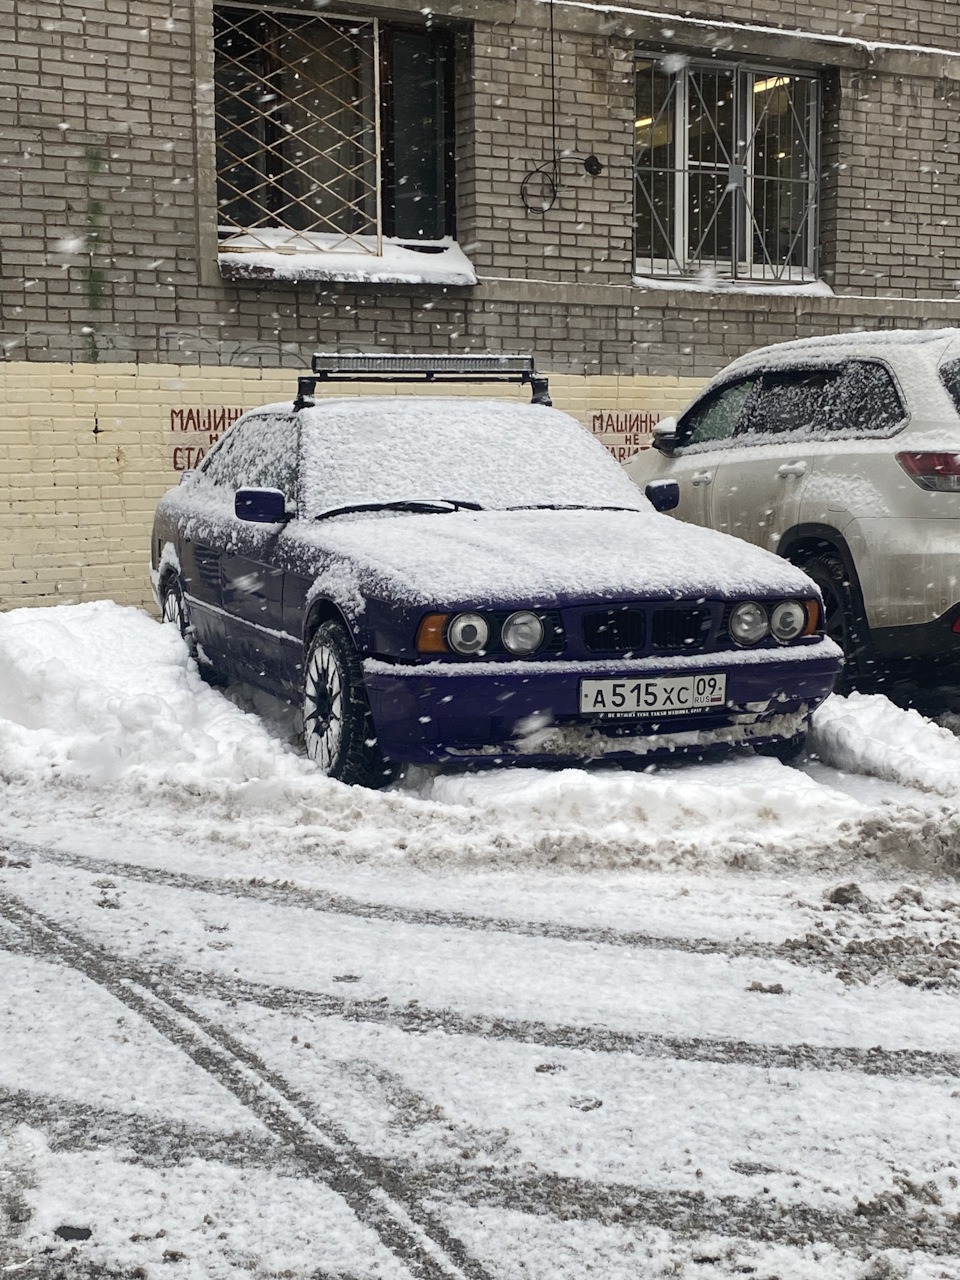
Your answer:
[579,673,727,717]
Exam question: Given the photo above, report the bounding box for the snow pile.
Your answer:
[811,692,960,798]
[0,602,957,877]
[218,230,477,286]
[416,756,857,851]
[0,601,316,792]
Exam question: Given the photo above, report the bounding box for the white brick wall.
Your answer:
[0,362,706,611]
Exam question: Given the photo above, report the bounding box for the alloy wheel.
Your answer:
[304,642,344,773]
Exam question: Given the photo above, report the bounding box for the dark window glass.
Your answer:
[742,368,842,436]
[739,361,905,439]
[940,358,960,415]
[214,8,454,243]
[382,28,455,240]
[833,361,906,434]
[201,417,299,495]
[680,378,757,447]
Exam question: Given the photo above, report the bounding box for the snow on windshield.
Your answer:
[298,398,646,516]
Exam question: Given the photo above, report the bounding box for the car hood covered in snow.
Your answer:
[304,507,818,608]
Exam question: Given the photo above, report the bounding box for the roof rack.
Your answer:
[293,353,551,410]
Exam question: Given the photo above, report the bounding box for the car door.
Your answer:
[708,367,839,553]
[653,377,759,527]
[177,429,253,667]
[218,413,302,691]
[789,359,910,621]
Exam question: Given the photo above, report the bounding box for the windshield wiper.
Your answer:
[503,503,642,512]
[315,498,484,521]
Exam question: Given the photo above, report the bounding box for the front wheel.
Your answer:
[160,576,195,656]
[302,621,397,788]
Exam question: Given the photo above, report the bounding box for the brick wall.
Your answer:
[4,0,960,608]
[4,0,960,377]
[660,0,957,48]
[0,362,704,610]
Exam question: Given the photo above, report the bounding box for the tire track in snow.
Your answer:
[6,934,956,1082]
[431,1165,960,1257]
[8,1076,960,1261]
[0,1088,290,1174]
[0,890,493,1280]
[185,970,960,1082]
[0,837,818,965]
[6,937,960,1262]
[5,837,958,988]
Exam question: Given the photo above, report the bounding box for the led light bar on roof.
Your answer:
[297,352,552,408]
[311,353,535,376]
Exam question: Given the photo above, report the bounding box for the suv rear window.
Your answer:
[739,361,906,439]
[939,358,960,413]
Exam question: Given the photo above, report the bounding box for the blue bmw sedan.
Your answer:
[151,356,841,786]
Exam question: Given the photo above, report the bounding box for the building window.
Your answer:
[634,57,820,282]
[214,6,455,257]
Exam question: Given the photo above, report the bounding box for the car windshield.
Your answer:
[299,398,647,517]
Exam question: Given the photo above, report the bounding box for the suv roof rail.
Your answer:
[294,353,551,410]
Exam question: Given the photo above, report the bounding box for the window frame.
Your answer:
[198,413,302,505]
[212,4,457,260]
[675,376,759,453]
[634,55,821,283]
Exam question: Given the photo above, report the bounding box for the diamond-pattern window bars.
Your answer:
[635,58,819,282]
[215,5,382,256]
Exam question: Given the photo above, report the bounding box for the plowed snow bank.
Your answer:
[0,602,957,876]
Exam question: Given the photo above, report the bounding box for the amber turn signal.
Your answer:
[416,613,450,653]
[802,599,820,636]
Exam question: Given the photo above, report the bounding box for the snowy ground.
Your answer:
[3,601,960,1280]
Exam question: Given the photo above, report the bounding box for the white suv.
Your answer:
[625,329,960,690]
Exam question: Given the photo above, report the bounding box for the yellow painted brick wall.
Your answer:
[0,363,706,612]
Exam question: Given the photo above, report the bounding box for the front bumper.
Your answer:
[362,638,842,765]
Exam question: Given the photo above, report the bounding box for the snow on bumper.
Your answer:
[363,636,841,765]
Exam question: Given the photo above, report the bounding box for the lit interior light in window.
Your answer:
[753,76,790,93]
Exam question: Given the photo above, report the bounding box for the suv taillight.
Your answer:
[896,451,960,491]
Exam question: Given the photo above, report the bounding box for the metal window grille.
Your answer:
[215,5,382,255]
[635,58,820,282]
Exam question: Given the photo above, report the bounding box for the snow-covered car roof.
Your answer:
[283,396,649,517]
[690,328,960,428]
[714,327,960,382]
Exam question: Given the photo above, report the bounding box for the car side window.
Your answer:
[940,358,960,412]
[678,378,757,449]
[200,415,299,498]
[830,360,907,435]
[739,368,843,438]
[737,361,907,442]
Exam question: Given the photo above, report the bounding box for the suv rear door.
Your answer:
[709,360,908,554]
[708,367,833,552]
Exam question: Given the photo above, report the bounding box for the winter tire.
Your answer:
[303,620,397,788]
[160,577,194,654]
[799,553,874,693]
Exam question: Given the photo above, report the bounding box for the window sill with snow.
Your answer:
[217,231,477,288]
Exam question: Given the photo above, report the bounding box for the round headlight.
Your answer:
[447,612,489,655]
[770,599,806,642]
[501,610,545,655]
[729,601,769,645]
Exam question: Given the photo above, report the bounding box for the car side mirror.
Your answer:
[645,479,680,512]
[652,417,679,453]
[235,487,289,523]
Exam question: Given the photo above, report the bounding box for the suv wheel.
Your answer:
[799,553,874,693]
[303,621,397,788]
